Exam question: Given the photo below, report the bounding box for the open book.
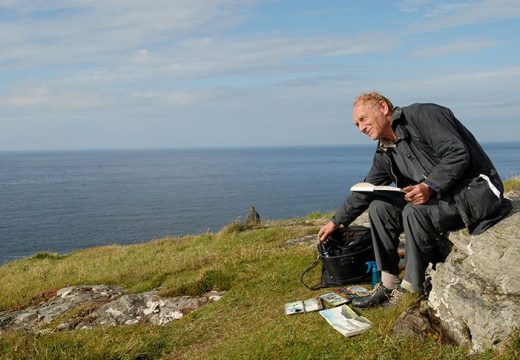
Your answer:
[319,292,349,308]
[350,182,404,193]
[319,305,372,337]
[284,297,323,315]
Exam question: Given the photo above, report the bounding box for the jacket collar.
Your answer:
[377,106,409,152]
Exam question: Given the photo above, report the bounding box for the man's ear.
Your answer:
[380,100,390,116]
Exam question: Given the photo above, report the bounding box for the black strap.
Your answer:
[300,253,323,290]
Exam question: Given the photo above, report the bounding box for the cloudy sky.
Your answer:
[1,0,519,151]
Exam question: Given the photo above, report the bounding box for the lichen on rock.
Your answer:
[0,285,225,333]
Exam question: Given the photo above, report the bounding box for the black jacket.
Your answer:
[333,103,511,235]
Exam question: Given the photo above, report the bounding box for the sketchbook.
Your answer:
[319,305,372,337]
[350,182,404,193]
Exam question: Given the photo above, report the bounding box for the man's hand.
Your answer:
[318,221,339,243]
[403,183,433,205]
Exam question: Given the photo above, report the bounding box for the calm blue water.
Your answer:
[1,143,518,264]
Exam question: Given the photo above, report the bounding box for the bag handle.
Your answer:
[300,253,324,290]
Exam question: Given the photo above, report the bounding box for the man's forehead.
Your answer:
[352,103,367,119]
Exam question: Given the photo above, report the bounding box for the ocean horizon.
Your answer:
[1,142,519,265]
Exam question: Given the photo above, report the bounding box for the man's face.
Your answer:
[352,101,391,141]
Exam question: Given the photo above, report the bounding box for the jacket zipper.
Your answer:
[383,151,400,188]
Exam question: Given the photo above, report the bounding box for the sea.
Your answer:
[1,142,519,265]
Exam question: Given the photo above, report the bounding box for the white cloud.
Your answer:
[397,0,435,13]
[157,33,399,78]
[409,38,498,58]
[0,0,258,67]
[0,1,399,86]
[1,1,519,150]
[0,26,400,123]
[381,66,520,119]
[130,90,215,106]
[0,83,115,111]
[405,0,520,31]
[1,63,519,149]
[0,80,218,115]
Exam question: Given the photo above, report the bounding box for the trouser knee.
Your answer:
[402,203,428,222]
[369,200,401,224]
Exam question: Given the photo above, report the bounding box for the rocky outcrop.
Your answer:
[428,195,520,353]
[0,285,225,333]
[0,285,124,332]
[286,195,519,353]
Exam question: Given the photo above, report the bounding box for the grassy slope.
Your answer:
[1,178,519,359]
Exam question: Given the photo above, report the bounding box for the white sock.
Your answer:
[381,271,400,290]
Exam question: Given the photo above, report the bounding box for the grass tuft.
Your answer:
[504,176,520,193]
[219,220,250,235]
[299,210,331,220]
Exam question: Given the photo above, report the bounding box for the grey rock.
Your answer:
[246,206,260,226]
[15,311,38,324]
[393,301,436,338]
[0,285,225,333]
[428,195,520,353]
[285,235,317,248]
[72,290,220,329]
[0,285,124,332]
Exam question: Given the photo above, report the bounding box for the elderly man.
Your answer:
[318,92,511,308]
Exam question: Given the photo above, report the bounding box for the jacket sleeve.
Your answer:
[410,104,470,196]
[333,151,392,225]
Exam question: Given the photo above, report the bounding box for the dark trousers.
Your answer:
[368,193,464,292]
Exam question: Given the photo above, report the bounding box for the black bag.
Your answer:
[301,225,375,290]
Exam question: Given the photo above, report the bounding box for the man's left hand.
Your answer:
[403,183,433,205]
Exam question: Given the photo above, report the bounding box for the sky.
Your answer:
[1,0,519,151]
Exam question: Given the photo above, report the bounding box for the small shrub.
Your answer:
[30,251,65,260]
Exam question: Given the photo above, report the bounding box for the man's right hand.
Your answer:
[318,221,339,243]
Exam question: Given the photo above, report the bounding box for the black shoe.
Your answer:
[351,283,392,308]
[422,275,432,297]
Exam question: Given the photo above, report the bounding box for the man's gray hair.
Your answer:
[353,91,393,110]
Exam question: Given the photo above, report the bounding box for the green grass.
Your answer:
[0,211,518,359]
[504,176,520,193]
